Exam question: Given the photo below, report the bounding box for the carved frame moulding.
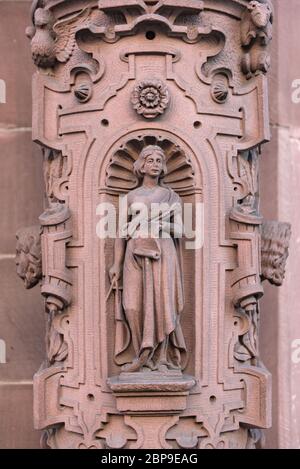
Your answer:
[16,0,291,449]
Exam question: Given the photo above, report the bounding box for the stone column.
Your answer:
[18,0,289,449]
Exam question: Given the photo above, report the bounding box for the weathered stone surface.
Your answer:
[0,383,41,449]
[0,258,45,381]
[0,1,34,128]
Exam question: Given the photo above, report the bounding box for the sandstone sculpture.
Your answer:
[16,0,291,449]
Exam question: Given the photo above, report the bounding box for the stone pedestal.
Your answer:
[108,372,196,414]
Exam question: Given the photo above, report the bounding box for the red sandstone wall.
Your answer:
[0,0,44,449]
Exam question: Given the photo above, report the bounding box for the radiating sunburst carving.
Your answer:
[105,135,196,195]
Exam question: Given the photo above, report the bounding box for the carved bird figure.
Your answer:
[26,7,91,68]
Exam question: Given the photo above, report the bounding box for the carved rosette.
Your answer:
[17,0,287,450]
[131,79,170,119]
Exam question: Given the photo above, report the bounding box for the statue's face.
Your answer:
[249,1,272,28]
[142,151,164,178]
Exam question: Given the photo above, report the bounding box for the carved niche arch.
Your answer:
[95,129,203,384]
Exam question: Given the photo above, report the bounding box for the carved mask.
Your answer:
[249,1,272,28]
[15,229,42,289]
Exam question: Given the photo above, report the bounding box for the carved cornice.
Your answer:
[27,0,273,75]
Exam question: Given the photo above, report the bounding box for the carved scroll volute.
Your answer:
[38,202,72,368]
[39,202,72,313]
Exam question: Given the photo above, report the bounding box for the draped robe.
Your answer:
[114,185,187,371]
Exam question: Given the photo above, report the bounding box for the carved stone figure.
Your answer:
[26,5,91,68]
[16,225,42,289]
[261,220,292,286]
[109,145,187,373]
[241,1,273,47]
[39,202,72,313]
[241,0,273,78]
[19,0,292,450]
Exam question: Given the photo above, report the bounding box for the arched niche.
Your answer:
[95,129,203,384]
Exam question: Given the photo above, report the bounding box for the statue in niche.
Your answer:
[109,145,187,373]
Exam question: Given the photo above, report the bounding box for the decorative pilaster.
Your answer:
[16,0,290,449]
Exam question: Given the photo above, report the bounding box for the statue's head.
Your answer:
[15,226,42,289]
[133,145,168,181]
[248,1,272,28]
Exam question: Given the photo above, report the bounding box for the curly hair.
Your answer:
[133,145,168,180]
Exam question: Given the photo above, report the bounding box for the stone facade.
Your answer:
[0,0,299,449]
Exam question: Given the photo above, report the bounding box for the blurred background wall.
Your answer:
[260,0,300,450]
[0,0,299,449]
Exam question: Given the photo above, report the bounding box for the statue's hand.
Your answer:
[109,264,122,283]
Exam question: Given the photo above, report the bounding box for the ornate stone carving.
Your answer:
[39,202,72,313]
[20,0,288,450]
[16,225,42,289]
[131,80,170,118]
[74,82,93,103]
[27,4,91,68]
[236,147,260,214]
[241,0,273,79]
[43,148,70,204]
[211,74,229,104]
[261,220,292,286]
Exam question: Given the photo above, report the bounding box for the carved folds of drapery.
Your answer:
[15,0,291,449]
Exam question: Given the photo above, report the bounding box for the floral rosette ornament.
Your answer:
[131,79,170,119]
